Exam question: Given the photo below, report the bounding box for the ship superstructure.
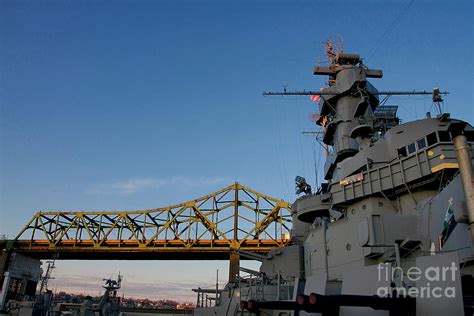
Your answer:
[193,48,474,315]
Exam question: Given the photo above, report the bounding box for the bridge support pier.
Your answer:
[229,252,240,283]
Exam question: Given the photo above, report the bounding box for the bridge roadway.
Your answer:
[0,239,286,260]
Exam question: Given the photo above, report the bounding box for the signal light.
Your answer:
[309,293,318,305]
[296,294,306,305]
[247,300,257,312]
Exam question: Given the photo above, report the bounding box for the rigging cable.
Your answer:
[366,0,416,63]
[312,141,319,190]
[316,135,323,190]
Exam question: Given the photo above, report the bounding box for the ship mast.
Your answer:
[264,46,449,178]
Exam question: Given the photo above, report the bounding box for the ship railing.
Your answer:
[238,273,292,302]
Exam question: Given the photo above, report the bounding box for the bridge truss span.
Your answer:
[11,183,292,260]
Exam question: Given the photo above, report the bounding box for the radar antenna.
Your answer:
[432,87,444,115]
[325,36,344,65]
[295,176,312,195]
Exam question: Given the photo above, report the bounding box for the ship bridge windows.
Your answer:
[417,137,427,150]
[396,129,465,159]
[397,147,407,157]
[436,130,473,143]
[426,132,438,146]
[438,130,451,142]
[465,130,474,142]
[397,132,439,158]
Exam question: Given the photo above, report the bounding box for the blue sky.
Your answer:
[1,0,473,301]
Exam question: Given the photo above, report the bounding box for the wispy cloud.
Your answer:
[86,177,161,195]
[86,176,236,196]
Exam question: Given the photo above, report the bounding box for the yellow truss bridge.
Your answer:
[6,184,292,265]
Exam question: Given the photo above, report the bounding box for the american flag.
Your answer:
[310,95,321,102]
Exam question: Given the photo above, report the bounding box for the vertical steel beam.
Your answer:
[196,288,200,307]
[229,183,240,283]
[229,252,240,283]
[234,182,239,242]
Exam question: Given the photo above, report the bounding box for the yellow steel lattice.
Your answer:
[12,183,292,257]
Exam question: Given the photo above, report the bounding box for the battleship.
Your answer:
[192,45,474,315]
[0,43,472,316]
